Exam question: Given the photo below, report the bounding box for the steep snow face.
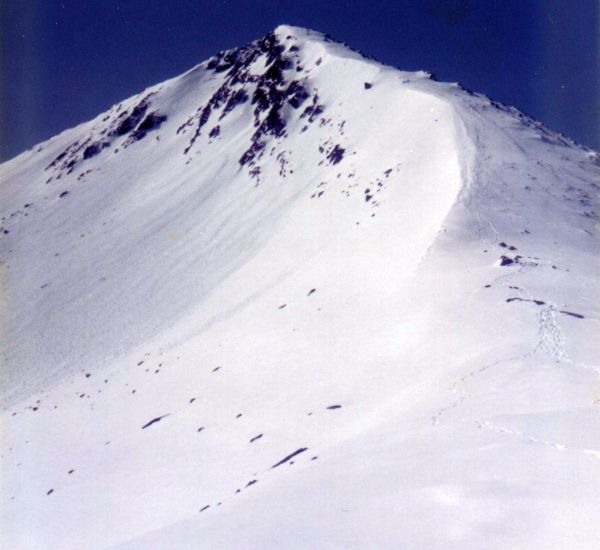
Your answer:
[1,25,599,550]
[0,25,461,404]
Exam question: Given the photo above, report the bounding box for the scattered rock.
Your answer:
[272,447,308,468]
[560,310,584,319]
[499,255,522,266]
[327,145,345,165]
[141,414,169,429]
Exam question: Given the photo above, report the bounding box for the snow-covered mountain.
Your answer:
[1,24,599,549]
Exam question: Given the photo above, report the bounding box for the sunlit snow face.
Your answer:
[1,24,599,550]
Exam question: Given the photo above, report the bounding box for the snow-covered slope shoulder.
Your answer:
[1,25,599,550]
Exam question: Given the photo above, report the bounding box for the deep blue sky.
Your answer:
[1,0,598,161]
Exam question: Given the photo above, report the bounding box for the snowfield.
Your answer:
[1,25,599,549]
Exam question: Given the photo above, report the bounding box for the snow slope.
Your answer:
[1,25,599,549]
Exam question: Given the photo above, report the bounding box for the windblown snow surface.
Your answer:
[1,25,599,549]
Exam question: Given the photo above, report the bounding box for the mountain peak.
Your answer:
[271,24,334,45]
[272,23,314,39]
[1,25,599,550]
